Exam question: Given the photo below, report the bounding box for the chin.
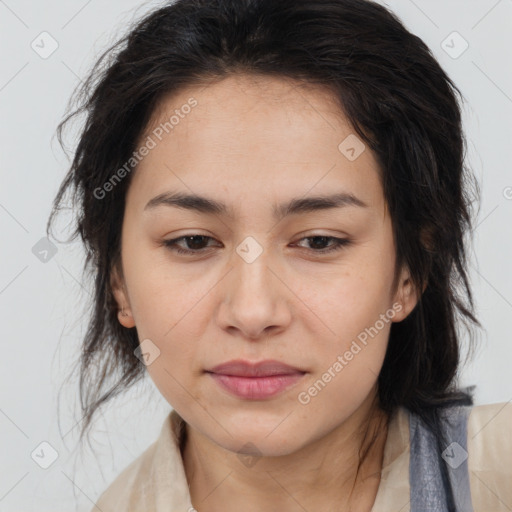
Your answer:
[210,417,306,458]
[224,434,302,459]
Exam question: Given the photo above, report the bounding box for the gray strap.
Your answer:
[409,404,474,512]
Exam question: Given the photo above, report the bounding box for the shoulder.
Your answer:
[467,401,512,459]
[466,401,512,511]
[89,410,192,512]
[90,439,160,512]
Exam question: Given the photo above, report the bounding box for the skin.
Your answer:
[111,73,420,511]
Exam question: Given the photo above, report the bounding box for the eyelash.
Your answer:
[162,234,351,256]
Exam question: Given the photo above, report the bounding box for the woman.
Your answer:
[47,0,511,510]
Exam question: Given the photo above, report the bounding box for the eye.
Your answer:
[162,234,351,256]
[162,234,218,255]
[294,235,352,254]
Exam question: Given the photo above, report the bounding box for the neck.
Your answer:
[182,396,390,512]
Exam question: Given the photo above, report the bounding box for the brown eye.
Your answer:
[163,235,218,255]
[162,234,351,257]
[295,236,351,254]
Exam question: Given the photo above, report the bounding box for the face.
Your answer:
[111,73,418,457]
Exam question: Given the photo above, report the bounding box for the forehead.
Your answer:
[129,73,385,216]
[144,73,345,131]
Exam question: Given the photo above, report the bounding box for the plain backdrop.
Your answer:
[0,0,511,510]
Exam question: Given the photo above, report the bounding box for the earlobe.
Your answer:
[117,305,135,328]
[110,265,136,328]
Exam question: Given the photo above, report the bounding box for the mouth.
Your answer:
[205,359,307,400]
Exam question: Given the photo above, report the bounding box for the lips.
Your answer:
[207,359,305,377]
[206,359,306,400]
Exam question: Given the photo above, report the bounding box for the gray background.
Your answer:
[0,0,511,510]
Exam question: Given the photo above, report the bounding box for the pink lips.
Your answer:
[206,359,306,400]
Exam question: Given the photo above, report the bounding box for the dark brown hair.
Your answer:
[48,0,481,481]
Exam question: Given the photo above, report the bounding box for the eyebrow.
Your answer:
[144,190,369,220]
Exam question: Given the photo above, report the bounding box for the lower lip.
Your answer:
[208,372,305,399]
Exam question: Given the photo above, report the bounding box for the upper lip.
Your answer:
[206,359,305,377]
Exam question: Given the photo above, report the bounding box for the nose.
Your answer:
[215,247,292,341]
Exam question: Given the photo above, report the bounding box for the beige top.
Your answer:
[91,401,512,511]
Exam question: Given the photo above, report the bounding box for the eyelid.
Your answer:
[161,233,352,256]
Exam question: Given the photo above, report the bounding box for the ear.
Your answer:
[110,263,136,328]
[390,266,425,323]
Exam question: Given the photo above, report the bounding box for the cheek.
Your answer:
[294,272,392,421]
[124,245,210,337]
[121,249,205,400]
[289,262,394,413]
[135,289,203,412]
[294,257,394,344]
